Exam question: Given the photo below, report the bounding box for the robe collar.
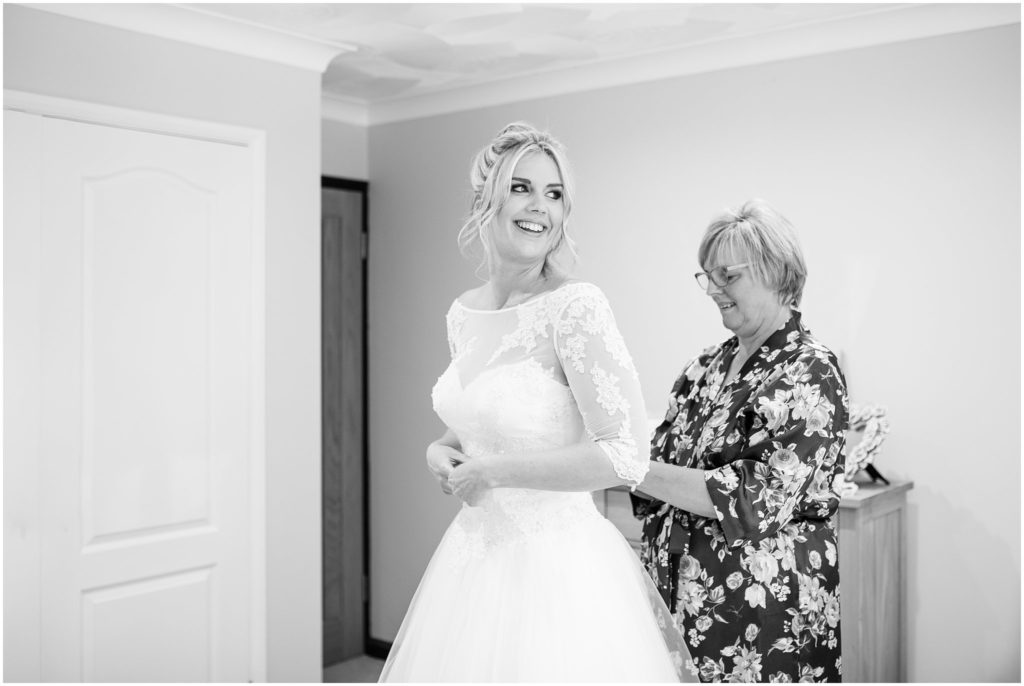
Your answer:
[721,308,805,378]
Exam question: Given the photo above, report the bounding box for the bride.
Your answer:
[379,122,695,682]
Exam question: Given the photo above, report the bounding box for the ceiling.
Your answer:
[28,3,1020,124]
[187,3,907,103]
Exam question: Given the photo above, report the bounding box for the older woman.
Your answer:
[633,201,847,683]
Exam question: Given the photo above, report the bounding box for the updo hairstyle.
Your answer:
[457,122,577,278]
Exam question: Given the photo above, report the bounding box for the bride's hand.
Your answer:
[426,442,467,495]
[448,457,495,507]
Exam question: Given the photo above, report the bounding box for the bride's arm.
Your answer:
[635,462,716,518]
[449,286,648,501]
[452,441,626,496]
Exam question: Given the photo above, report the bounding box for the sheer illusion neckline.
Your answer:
[455,281,581,313]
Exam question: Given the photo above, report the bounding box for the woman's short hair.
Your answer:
[458,122,577,278]
[698,200,807,307]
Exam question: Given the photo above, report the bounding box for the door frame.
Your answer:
[320,175,376,659]
[3,89,268,682]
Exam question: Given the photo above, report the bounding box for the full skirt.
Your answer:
[380,498,693,682]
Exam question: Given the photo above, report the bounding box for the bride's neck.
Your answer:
[486,263,549,309]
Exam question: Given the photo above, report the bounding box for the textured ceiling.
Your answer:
[185,3,893,102]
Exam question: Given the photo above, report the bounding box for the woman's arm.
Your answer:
[426,428,466,495]
[703,353,848,548]
[634,462,716,518]
[631,353,717,518]
[449,440,627,504]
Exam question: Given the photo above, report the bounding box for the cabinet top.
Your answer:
[839,480,914,508]
[610,480,915,510]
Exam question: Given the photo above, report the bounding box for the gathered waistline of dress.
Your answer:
[450,488,604,547]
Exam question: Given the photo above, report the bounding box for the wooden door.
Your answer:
[4,109,258,682]
[321,180,367,666]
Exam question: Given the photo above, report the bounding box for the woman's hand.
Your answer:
[426,442,467,495]
[448,457,497,507]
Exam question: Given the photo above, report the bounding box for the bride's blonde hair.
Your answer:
[458,122,577,279]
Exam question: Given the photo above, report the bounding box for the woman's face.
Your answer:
[489,151,565,269]
[703,247,785,340]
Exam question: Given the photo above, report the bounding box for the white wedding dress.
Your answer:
[379,282,694,682]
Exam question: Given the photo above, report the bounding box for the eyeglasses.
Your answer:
[694,263,749,290]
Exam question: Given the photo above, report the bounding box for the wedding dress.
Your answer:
[379,282,694,682]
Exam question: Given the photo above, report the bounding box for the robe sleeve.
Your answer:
[704,352,848,547]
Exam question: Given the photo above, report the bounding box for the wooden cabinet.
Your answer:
[837,480,912,682]
[594,480,913,682]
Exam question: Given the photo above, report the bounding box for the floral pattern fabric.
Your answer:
[633,312,847,682]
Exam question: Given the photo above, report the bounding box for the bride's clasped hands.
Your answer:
[425,433,494,508]
[446,456,493,507]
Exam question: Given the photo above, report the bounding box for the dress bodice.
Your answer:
[430,282,650,549]
[432,357,582,459]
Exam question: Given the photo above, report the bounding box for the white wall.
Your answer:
[367,25,1021,682]
[322,117,368,180]
[4,6,324,681]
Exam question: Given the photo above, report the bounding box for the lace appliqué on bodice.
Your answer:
[445,301,477,363]
[486,298,550,365]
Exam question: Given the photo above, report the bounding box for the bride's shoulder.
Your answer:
[551,279,605,300]
[454,285,488,309]
[546,281,612,321]
[549,278,596,292]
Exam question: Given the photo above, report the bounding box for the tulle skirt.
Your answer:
[380,492,693,682]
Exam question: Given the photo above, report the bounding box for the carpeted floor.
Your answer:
[323,655,385,683]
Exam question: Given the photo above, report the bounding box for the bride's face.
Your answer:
[489,152,565,268]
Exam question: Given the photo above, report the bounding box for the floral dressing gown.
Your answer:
[633,312,847,682]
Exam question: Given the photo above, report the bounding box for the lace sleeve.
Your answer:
[553,285,650,488]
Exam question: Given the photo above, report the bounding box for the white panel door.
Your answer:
[5,112,256,682]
